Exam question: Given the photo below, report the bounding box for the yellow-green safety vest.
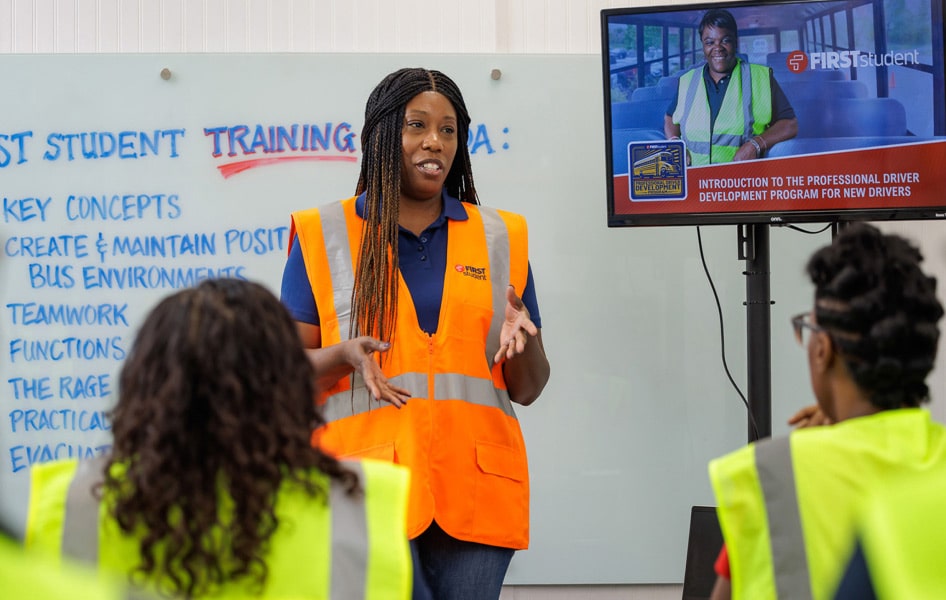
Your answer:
[709,409,946,600]
[672,60,773,165]
[1,533,141,600]
[26,456,412,599]
[854,467,946,598]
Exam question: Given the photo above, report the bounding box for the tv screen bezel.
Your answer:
[601,0,946,228]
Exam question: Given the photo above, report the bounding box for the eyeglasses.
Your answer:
[790,312,825,346]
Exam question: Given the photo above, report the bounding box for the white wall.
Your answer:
[0,0,642,54]
[3,1,945,598]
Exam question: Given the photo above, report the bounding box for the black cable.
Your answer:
[696,226,760,440]
[781,223,833,235]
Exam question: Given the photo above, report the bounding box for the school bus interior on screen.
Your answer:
[606,0,943,158]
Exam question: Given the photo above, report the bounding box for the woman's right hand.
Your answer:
[345,336,412,408]
[787,404,833,429]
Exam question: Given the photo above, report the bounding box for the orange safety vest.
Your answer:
[290,195,531,549]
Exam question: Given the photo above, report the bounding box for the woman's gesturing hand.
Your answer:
[348,336,412,408]
[494,285,539,363]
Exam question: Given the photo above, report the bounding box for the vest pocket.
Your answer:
[473,440,528,543]
[475,440,526,482]
[340,441,396,463]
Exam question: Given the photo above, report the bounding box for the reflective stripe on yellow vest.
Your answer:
[290,196,531,548]
[710,409,946,600]
[754,437,812,599]
[27,457,412,599]
[673,60,773,165]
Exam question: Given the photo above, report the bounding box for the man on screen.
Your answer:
[664,8,797,165]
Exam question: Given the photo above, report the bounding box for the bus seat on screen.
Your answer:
[767,135,924,158]
[631,85,676,102]
[790,99,833,137]
[611,128,666,174]
[830,97,908,136]
[825,80,868,99]
[770,66,847,84]
[790,95,904,138]
[611,99,669,131]
[779,79,868,106]
[657,75,680,88]
[766,51,795,69]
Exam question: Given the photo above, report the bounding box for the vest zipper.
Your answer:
[427,333,435,400]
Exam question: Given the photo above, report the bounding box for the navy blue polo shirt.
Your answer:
[280,190,541,335]
[665,62,796,127]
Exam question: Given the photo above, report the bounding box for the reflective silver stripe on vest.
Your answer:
[329,461,370,599]
[685,140,712,155]
[63,455,107,566]
[63,456,180,600]
[710,132,744,149]
[755,436,813,599]
[739,61,755,144]
[319,202,355,343]
[323,371,517,421]
[681,67,705,153]
[322,372,429,422]
[434,372,516,418]
[478,205,511,371]
[62,458,373,597]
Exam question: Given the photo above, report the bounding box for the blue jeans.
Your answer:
[411,520,515,600]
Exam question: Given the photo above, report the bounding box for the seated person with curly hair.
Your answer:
[25,278,414,599]
[707,223,946,600]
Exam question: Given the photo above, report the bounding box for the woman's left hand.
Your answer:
[494,285,539,363]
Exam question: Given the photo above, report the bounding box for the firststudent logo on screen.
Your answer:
[786,48,921,72]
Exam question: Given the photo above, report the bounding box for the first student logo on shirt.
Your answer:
[455,264,487,281]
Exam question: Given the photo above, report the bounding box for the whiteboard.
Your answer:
[0,53,827,584]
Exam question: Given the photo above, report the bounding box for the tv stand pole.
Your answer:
[738,223,772,442]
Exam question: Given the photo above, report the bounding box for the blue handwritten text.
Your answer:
[9,443,112,473]
[43,129,185,161]
[66,194,181,221]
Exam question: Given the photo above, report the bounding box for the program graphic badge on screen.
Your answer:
[628,140,687,201]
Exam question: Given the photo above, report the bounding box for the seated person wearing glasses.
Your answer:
[706,223,946,600]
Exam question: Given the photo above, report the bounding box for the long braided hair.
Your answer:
[807,223,944,410]
[352,67,478,346]
[103,278,360,598]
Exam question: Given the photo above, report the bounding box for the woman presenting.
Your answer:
[281,67,550,599]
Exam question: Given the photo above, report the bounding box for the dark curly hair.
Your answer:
[807,223,944,410]
[352,67,478,347]
[699,8,738,38]
[102,278,360,598]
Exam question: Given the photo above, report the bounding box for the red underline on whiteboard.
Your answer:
[217,155,358,178]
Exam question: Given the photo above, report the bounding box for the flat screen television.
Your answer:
[602,0,946,227]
